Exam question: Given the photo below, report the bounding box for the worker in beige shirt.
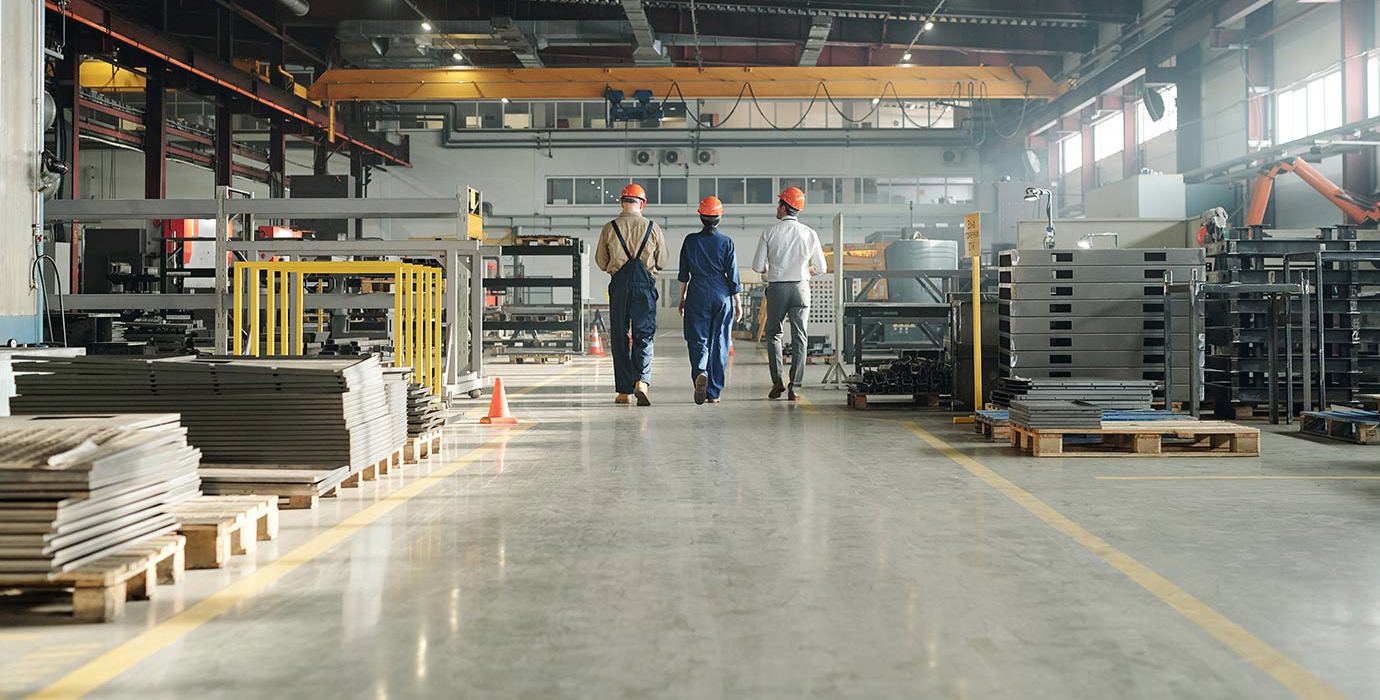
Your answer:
[594,183,668,406]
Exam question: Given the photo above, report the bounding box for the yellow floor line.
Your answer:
[26,367,579,700]
[1097,475,1380,481]
[904,421,1347,700]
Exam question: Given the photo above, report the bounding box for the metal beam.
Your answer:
[621,0,672,65]
[144,65,167,199]
[309,65,1060,101]
[47,0,410,167]
[798,15,832,67]
[491,17,543,68]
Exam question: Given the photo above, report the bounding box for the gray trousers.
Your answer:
[764,281,810,387]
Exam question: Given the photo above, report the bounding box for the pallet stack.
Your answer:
[9,356,408,508]
[998,248,1204,401]
[1204,232,1380,415]
[0,414,199,574]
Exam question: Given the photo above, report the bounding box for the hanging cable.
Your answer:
[688,0,705,70]
[900,0,947,63]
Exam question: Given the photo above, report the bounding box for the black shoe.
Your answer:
[768,382,786,400]
[694,373,708,405]
[787,385,801,402]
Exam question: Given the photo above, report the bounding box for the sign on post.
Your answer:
[466,187,484,240]
[963,212,981,258]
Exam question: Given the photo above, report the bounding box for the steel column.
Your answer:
[1341,0,1375,223]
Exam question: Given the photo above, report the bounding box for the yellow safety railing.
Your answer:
[232,260,443,394]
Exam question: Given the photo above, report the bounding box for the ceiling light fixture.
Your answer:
[901,51,912,61]
[501,97,510,104]
[923,20,935,31]
[420,20,433,31]
[452,51,464,61]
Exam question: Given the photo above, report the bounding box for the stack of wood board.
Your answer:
[0,414,200,574]
[9,355,404,469]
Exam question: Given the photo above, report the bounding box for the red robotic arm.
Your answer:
[1246,156,1380,227]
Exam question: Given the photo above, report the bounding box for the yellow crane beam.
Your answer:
[307,65,1062,102]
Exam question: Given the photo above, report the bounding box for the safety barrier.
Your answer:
[232,261,442,393]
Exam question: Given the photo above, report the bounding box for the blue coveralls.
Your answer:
[679,227,740,400]
[609,221,659,395]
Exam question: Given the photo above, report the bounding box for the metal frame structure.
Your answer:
[233,261,444,394]
[482,241,586,354]
[1284,250,1380,411]
[41,192,486,399]
[1163,271,1301,423]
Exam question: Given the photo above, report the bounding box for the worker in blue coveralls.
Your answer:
[595,183,667,406]
[677,196,742,405]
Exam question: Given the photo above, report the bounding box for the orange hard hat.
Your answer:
[697,195,724,217]
[778,186,806,211]
[620,183,647,202]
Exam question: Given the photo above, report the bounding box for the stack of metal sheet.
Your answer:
[406,386,445,436]
[991,377,1156,410]
[0,414,199,574]
[9,356,405,469]
[1008,399,1102,429]
[0,348,86,416]
[998,248,1204,400]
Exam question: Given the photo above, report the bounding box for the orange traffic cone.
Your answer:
[479,377,519,425]
[588,325,605,356]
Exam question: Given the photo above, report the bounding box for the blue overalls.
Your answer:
[679,227,740,400]
[609,221,659,395]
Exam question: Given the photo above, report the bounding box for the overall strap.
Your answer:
[610,220,634,259]
[633,221,654,261]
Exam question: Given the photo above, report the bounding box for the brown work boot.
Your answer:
[787,385,801,402]
[693,373,708,405]
[634,381,651,406]
[615,393,632,405]
[768,382,786,399]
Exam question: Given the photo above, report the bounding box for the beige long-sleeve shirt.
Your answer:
[594,213,668,275]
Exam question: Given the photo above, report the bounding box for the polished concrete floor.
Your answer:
[3,338,1380,699]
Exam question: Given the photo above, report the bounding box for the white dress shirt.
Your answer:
[752,216,827,283]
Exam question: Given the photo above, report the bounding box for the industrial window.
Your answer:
[946,177,976,204]
[1092,112,1124,161]
[1058,133,1082,175]
[638,180,660,205]
[546,178,573,205]
[1369,55,1380,119]
[853,178,879,204]
[660,178,688,204]
[807,177,836,204]
[745,178,775,204]
[1277,70,1342,144]
[698,178,717,201]
[718,178,747,205]
[1136,85,1178,143]
[575,178,603,205]
[878,178,918,204]
[603,178,630,205]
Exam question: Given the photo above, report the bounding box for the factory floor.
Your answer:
[3,340,1379,700]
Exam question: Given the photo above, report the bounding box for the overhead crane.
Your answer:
[307,65,1063,103]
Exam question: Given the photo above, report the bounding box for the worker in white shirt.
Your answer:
[752,186,826,401]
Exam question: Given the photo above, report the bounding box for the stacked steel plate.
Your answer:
[9,356,405,469]
[849,356,952,396]
[1008,399,1102,430]
[991,377,1156,410]
[998,248,1204,401]
[0,414,199,574]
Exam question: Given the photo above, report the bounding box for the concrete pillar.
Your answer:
[0,1,42,343]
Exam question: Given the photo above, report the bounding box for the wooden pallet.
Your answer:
[405,429,443,463]
[0,535,185,622]
[502,353,571,365]
[340,445,405,487]
[199,465,351,510]
[168,495,279,570]
[1300,411,1380,445]
[846,392,942,410]
[975,412,1010,440]
[1009,420,1260,457]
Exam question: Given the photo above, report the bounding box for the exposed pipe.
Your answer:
[278,0,309,17]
